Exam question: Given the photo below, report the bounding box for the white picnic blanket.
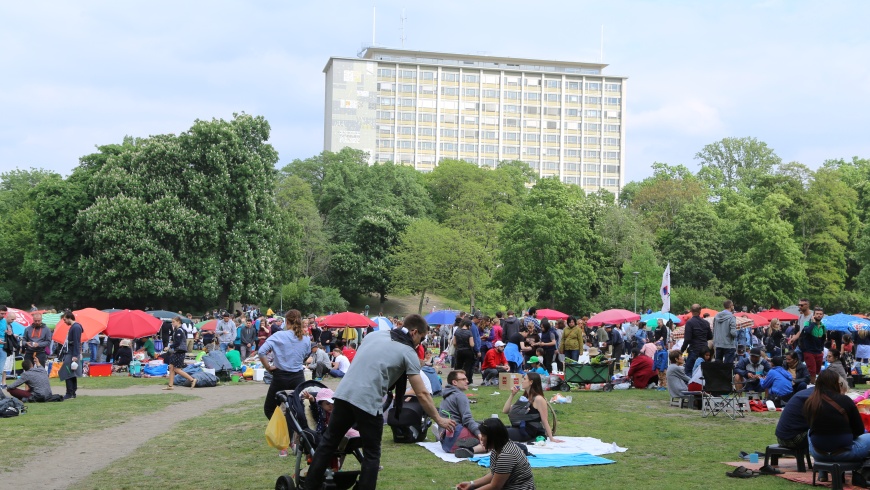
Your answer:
[418,436,627,463]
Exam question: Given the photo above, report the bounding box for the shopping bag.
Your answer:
[3,355,13,374]
[265,407,290,450]
[50,361,63,378]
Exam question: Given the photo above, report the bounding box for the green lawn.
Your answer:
[0,393,193,472]
[73,384,807,490]
[49,376,169,389]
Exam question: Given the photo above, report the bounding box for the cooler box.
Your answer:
[89,362,113,377]
[565,363,611,384]
[499,373,523,391]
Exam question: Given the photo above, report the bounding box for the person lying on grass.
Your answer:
[502,372,563,443]
[455,418,536,490]
[439,370,486,458]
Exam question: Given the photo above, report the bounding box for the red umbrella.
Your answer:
[757,309,798,322]
[319,312,376,328]
[7,308,34,327]
[587,309,641,327]
[52,308,109,343]
[735,312,770,327]
[535,308,570,321]
[198,319,217,332]
[104,309,162,339]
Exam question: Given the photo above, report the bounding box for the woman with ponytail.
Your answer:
[259,309,311,424]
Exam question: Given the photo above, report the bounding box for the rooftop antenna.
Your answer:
[600,25,604,62]
[400,9,407,48]
[372,6,376,46]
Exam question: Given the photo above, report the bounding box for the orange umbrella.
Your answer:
[53,308,109,343]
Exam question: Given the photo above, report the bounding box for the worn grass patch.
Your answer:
[71,383,811,489]
[0,393,193,472]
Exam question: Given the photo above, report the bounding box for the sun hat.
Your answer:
[587,347,600,356]
[315,388,335,404]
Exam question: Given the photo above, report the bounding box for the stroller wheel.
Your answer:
[275,474,296,490]
[559,382,570,392]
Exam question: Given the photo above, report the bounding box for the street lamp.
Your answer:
[632,271,639,313]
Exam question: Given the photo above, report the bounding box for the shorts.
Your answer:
[0,349,7,374]
[168,351,187,368]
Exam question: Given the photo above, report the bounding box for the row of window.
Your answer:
[378,83,620,103]
[376,110,621,123]
[376,69,621,91]
[378,126,620,141]
[377,140,619,159]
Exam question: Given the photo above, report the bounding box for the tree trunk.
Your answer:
[417,288,427,315]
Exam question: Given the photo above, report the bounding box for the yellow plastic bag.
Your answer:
[265,407,290,450]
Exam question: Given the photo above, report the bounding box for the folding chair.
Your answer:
[700,361,744,419]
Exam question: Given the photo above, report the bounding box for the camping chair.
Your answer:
[700,361,744,420]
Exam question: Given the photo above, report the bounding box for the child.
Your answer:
[653,342,668,388]
[687,346,712,391]
[527,356,549,376]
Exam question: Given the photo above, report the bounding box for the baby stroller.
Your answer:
[274,380,364,490]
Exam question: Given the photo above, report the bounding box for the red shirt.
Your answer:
[627,354,657,389]
[416,343,425,360]
[490,325,503,343]
[482,348,507,370]
[342,346,356,363]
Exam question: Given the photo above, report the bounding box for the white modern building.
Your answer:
[323,47,627,193]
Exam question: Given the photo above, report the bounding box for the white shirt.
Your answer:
[334,354,350,374]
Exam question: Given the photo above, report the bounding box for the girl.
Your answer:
[687,346,712,391]
[163,317,197,390]
[805,369,870,467]
[502,373,563,444]
[456,418,536,490]
[453,319,476,385]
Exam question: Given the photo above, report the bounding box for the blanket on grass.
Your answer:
[471,453,615,468]
[417,436,626,464]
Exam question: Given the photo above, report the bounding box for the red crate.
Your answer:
[89,362,113,377]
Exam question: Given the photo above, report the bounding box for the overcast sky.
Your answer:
[2,1,869,183]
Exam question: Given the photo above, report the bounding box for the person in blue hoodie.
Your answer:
[761,356,794,406]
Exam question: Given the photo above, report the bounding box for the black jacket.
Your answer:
[681,316,712,354]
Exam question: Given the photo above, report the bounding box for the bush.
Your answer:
[275,278,348,315]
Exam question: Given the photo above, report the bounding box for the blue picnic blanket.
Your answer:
[471,452,615,468]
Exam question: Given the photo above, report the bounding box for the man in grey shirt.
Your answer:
[215,313,236,353]
[305,314,455,490]
[7,358,54,401]
[306,343,331,380]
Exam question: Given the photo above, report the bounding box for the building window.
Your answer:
[419,85,436,95]
[604,151,620,159]
[585,136,600,145]
[545,80,561,89]
[585,109,600,117]
[378,139,394,148]
[546,121,560,129]
[566,163,579,171]
[585,164,599,172]
[418,127,434,136]
[524,77,540,86]
[545,93,560,102]
[546,148,559,157]
[399,69,416,79]
[585,96,601,104]
[419,113,435,123]
[503,131,518,141]
[503,146,519,154]
[483,145,497,153]
[377,111,394,120]
[564,176,578,184]
[378,125,393,134]
[604,124,620,132]
[584,150,600,158]
[603,165,620,174]
[605,83,621,92]
[525,147,540,156]
[567,81,580,90]
[584,177,600,186]
[524,120,539,128]
[464,88,479,97]
[463,73,480,83]
[378,97,395,106]
[544,134,559,143]
[603,178,619,186]
[566,109,579,117]
[482,116,498,125]
[377,68,395,78]
[378,82,394,92]
[398,98,414,107]
[399,112,415,121]
[483,89,499,98]
[482,131,497,140]
[440,142,457,151]
[503,118,519,127]
[604,137,620,146]
[525,92,541,101]
[565,121,579,130]
[504,76,520,86]
[463,102,479,110]
[524,134,540,142]
[440,114,458,124]
[586,123,601,131]
[461,144,478,152]
[442,72,459,82]
[524,106,540,115]
[566,95,580,103]
[544,161,558,169]
[442,87,459,96]
[565,150,579,158]
[398,126,414,135]
[564,135,579,144]
[462,129,479,139]
[421,71,435,80]
[463,115,478,125]
[585,82,601,91]
[441,128,458,138]
[606,110,620,119]
[483,103,498,112]
[417,99,436,109]
[482,74,499,84]
[504,104,519,113]
[399,84,416,93]
[504,91,520,100]
[605,97,620,105]
[544,107,560,116]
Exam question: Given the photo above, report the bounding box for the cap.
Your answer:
[315,388,335,405]
[494,341,505,348]
[529,356,541,364]
[749,347,762,356]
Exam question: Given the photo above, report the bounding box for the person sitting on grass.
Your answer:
[627,348,658,389]
[760,356,793,406]
[439,370,486,458]
[7,358,53,402]
[455,418,536,490]
[666,349,691,398]
[225,343,242,370]
[502,372,563,444]
[734,347,771,392]
[481,340,510,386]
[306,343,332,381]
[142,336,156,359]
[526,356,549,376]
[329,347,350,378]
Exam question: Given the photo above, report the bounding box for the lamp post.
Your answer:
[633,271,639,313]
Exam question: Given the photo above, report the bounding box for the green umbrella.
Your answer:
[42,313,62,327]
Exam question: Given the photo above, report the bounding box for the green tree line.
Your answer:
[2,118,869,316]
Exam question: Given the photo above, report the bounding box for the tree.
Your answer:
[281,147,369,205]
[628,163,707,233]
[275,175,329,282]
[658,201,724,290]
[696,137,782,194]
[391,219,463,313]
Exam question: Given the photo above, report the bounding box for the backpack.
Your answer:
[421,366,442,396]
[0,397,25,417]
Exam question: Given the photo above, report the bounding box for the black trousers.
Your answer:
[455,348,475,383]
[65,377,78,396]
[25,350,47,367]
[263,370,305,420]
[305,399,383,490]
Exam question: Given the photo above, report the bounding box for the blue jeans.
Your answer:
[715,347,736,365]
[329,369,345,378]
[219,342,229,353]
[89,344,99,362]
[0,349,7,377]
[810,432,870,462]
[565,350,580,362]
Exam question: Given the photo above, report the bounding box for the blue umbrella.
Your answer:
[821,313,870,332]
[10,322,25,336]
[370,316,394,331]
[640,311,683,325]
[425,310,460,325]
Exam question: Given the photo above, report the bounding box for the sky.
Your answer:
[2,1,869,184]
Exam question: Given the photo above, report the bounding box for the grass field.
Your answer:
[0,393,193,472]
[72,383,807,490]
[48,376,169,389]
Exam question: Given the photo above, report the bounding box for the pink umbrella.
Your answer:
[104,309,163,339]
[757,309,798,322]
[7,308,33,327]
[535,308,570,321]
[319,312,376,328]
[587,309,641,327]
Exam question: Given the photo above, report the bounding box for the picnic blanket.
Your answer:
[471,453,614,468]
[724,460,861,488]
[418,436,626,463]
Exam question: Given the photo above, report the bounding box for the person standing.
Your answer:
[58,311,83,399]
[23,312,52,367]
[539,319,557,372]
[453,319,476,385]
[215,312,236,353]
[183,320,197,353]
[259,309,310,421]
[163,317,197,390]
[681,304,712,376]
[798,307,826,384]
[0,305,11,390]
[304,315,455,490]
[501,310,522,343]
[239,317,257,360]
[713,300,738,364]
[560,317,584,362]
[605,324,624,364]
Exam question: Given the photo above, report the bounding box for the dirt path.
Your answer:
[3,382,269,489]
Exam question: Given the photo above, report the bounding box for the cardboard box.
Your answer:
[499,373,523,391]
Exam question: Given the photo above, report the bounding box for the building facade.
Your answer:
[323,47,627,193]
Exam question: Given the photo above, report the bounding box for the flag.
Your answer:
[660,263,671,313]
